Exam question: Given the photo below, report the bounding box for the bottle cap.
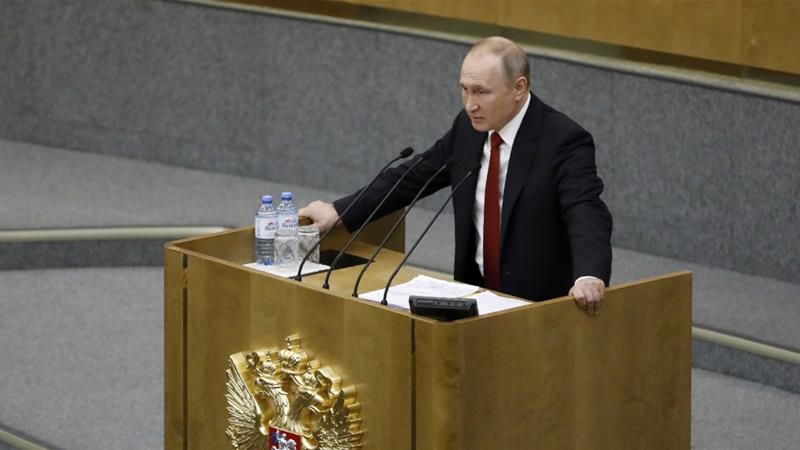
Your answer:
[261,195,272,203]
[281,192,292,200]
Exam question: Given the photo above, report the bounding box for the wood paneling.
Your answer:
[181,254,415,448]
[498,0,603,43]
[415,272,692,449]
[185,254,252,449]
[166,225,691,448]
[742,0,800,74]
[166,220,413,449]
[352,0,499,23]
[498,0,675,52]
[163,247,186,449]
[335,0,800,76]
[671,0,742,63]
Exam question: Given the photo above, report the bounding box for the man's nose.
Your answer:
[465,96,479,112]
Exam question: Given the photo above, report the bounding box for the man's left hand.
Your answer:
[569,278,605,316]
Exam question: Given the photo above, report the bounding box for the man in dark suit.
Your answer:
[300,37,612,315]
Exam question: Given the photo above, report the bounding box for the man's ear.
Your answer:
[514,76,529,98]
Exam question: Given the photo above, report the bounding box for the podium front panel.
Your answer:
[165,216,415,450]
[414,272,692,450]
[166,225,691,450]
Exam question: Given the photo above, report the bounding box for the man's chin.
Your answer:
[469,119,490,132]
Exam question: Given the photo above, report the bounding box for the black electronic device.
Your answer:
[409,296,478,321]
[318,249,368,270]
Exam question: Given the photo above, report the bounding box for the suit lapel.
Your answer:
[501,94,542,251]
[454,126,487,228]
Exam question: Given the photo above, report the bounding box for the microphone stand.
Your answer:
[381,165,479,305]
[351,159,452,298]
[294,147,413,281]
[321,154,428,290]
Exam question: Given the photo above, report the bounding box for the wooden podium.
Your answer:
[164,213,691,449]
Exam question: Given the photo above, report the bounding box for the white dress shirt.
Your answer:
[471,93,597,286]
[473,94,530,277]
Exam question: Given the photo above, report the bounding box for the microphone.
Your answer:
[380,162,480,306]
[294,147,413,281]
[322,153,429,290]
[351,157,454,297]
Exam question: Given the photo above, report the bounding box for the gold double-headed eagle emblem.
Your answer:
[225,335,363,450]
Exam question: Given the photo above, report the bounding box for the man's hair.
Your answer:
[468,36,530,86]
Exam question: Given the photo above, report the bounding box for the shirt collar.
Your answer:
[492,92,531,149]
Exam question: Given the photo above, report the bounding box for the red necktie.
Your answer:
[483,132,503,290]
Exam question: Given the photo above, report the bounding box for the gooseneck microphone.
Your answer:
[294,147,413,281]
[322,153,429,290]
[351,157,454,298]
[380,162,481,306]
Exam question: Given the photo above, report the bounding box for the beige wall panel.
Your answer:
[414,272,692,450]
[498,1,673,51]
[333,0,799,75]
[671,0,742,62]
[598,0,676,49]
[499,0,601,41]
[742,0,800,74]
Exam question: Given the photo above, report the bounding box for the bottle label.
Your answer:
[278,214,298,230]
[256,216,277,239]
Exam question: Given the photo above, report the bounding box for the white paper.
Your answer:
[358,274,480,310]
[467,290,530,315]
[244,261,330,278]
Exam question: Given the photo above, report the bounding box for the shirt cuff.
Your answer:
[574,276,602,285]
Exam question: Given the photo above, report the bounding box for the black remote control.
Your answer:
[409,296,478,321]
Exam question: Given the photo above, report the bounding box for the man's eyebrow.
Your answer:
[460,81,488,90]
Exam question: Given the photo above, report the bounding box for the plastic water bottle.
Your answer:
[275,191,299,265]
[255,195,277,265]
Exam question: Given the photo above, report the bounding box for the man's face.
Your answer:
[459,52,521,132]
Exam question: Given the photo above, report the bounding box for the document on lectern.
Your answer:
[466,290,530,315]
[244,261,330,278]
[359,275,530,315]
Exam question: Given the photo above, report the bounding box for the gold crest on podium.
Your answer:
[224,335,363,450]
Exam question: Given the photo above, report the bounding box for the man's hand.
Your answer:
[569,277,605,316]
[298,201,340,233]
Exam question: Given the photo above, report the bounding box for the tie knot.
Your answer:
[490,132,503,148]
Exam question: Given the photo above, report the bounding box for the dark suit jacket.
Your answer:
[334,93,612,302]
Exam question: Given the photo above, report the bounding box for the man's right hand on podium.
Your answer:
[299,201,340,233]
